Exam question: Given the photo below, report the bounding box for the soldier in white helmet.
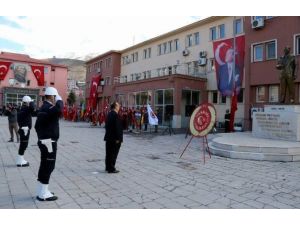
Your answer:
[34,87,63,201]
[16,95,35,167]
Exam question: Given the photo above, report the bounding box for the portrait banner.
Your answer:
[213,35,245,97]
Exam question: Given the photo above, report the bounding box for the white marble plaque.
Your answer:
[253,106,300,141]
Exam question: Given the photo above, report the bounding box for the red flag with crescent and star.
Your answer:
[30,65,45,86]
[0,61,12,80]
[88,75,101,110]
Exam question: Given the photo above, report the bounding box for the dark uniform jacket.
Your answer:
[35,100,63,141]
[17,102,35,129]
[104,110,123,143]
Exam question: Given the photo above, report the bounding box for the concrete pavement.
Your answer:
[1,117,300,208]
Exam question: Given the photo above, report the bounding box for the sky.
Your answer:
[0,16,202,60]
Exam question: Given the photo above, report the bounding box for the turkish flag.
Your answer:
[30,65,45,86]
[88,75,101,110]
[0,61,12,80]
[213,35,245,97]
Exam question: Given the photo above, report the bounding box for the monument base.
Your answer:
[209,132,300,162]
[252,105,300,142]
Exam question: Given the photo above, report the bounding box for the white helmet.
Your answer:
[45,87,58,96]
[22,95,32,103]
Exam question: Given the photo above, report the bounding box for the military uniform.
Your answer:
[16,98,35,167]
[34,87,63,201]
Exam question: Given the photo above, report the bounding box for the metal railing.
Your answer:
[116,64,210,84]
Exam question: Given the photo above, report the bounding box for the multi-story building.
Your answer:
[115,16,245,128]
[244,16,300,130]
[0,51,68,107]
[85,50,121,111]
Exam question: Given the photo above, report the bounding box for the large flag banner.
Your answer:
[0,61,12,80]
[30,65,45,86]
[147,104,158,125]
[88,75,101,111]
[213,35,245,97]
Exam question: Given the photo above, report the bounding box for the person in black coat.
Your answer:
[104,101,123,173]
[16,96,35,167]
[34,87,63,201]
[224,109,231,133]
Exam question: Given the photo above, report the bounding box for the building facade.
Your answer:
[0,52,68,108]
[116,16,245,128]
[244,16,300,130]
[85,51,121,111]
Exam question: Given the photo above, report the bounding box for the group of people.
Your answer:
[3,86,126,201]
[5,87,63,201]
[72,105,154,133]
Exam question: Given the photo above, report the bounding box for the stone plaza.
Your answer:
[1,117,300,209]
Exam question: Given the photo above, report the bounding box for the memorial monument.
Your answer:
[209,47,300,162]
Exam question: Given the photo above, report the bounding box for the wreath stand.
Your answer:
[179,103,216,165]
[179,135,211,164]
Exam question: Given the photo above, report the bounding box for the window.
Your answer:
[158,44,162,55]
[219,24,225,39]
[237,89,243,103]
[27,80,30,86]
[234,19,242,35]
[104,77,110,85]
[266,16,274,19]
[269,85,279,102]
[210,27,217,40]
[266,41,276,59]
[174,39,179,51]
[194,32,200,45]
[164,89,173,104]
[187,34,193,47]
[212,91,218,103]
[253,44,263,62]
[192,91,199,105]
[163,43,167,54]
[155,90,163,105]
[256,86,265,102]
[220,95,226,104]
[296,35,300,55]
[148,48,151,58]
[143,49,147,59]
[135,52,138,62]
[168,41,172,53]
[44,67,48,74]
[210,58,215,71]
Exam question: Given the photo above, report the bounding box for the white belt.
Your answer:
[21,126,29,136]
[40,139,55,153]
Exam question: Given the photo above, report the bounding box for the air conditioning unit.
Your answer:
[199,51,207,57]
[97,68,101,73]
[252,18,264,29]
[182,49,190,56]
[198,58,207,66]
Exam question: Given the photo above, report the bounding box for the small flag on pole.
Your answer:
[147,104,158,125]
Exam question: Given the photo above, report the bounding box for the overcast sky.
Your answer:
[0,16,203,60]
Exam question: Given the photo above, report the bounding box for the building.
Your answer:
[0,52,68,107]
[85,50,121,111]
[115,16,245,128]
[244,16,300,130]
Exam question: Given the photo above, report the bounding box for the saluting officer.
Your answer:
[35,87,63,201]
[16,95,35,167]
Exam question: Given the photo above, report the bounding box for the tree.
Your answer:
[67,90,76,106]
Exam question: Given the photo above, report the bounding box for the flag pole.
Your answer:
[230,17,237,132]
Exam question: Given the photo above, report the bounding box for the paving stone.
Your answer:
[0,118,299,209]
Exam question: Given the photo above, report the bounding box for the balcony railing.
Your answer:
[115,64,210,84]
